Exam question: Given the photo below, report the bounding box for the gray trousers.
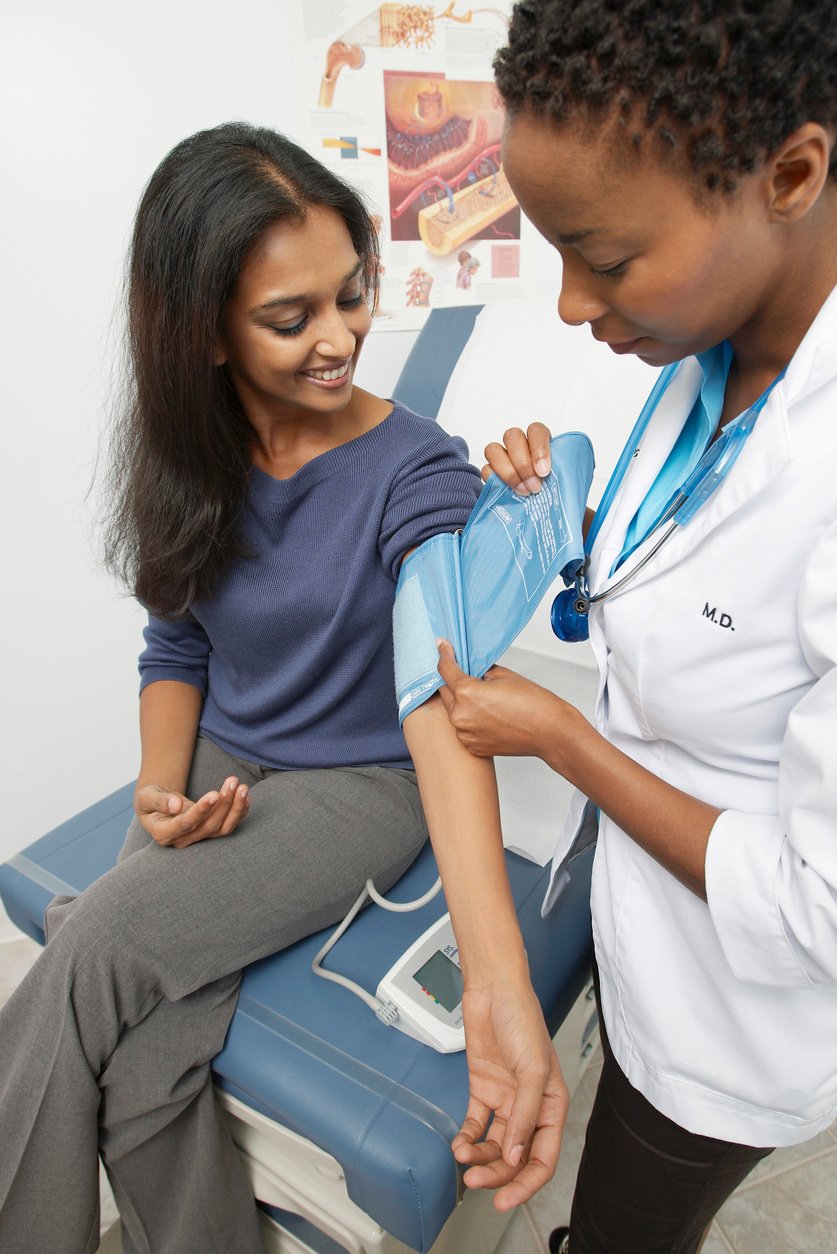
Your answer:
[0,737,428,1254]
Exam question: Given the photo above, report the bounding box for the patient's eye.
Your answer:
[271,317,308,337]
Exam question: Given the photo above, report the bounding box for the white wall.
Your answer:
[0,1,369,938]
[0,2,638,940]
[0,3,457,937]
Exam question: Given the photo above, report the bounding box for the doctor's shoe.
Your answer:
[549,1227,570,1253]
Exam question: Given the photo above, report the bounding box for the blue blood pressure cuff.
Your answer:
[394,431,595,722]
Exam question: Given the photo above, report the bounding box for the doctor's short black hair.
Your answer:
[494,0,837,194]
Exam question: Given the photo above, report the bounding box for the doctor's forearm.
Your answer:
[543,708,720,900]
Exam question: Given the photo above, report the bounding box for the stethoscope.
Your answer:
[551,359,785,643]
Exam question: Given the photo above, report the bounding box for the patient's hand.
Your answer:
[483,422,553,494]
[136,778,251,849]
[454,977,569,1208]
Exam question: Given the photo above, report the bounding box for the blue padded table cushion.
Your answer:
[0,784,135,943]
[0,786,593,1252]
[393,305,483,420]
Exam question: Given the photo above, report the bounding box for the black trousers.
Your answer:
[568,971,774,1253]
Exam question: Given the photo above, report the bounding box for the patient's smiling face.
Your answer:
[502,110,785,368]
[217,205,373,428]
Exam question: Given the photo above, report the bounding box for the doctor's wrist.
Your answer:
[537,699,594,772]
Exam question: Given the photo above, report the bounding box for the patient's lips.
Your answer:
[301,359,352,388]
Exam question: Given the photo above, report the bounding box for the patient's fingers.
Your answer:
[459,1114,525,1189]
[501,1051,562,1169]
[196,778,238,835]
[462,1153,523,1191]
[457,1110,559,1207]
[454,1136,505,1166]
[492,1124,563,1210]
[452,1096,493,1157]
[166,792,222,846]
[218,782,250,835]
[170,779,249,847]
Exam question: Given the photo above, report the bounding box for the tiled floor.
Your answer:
[2,935,835,1254]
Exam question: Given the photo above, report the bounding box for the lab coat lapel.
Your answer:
[588,282,836,600]
[596,386,793,596]
[589,359,702,589]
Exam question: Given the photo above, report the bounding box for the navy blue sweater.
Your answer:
[138,404,481,770]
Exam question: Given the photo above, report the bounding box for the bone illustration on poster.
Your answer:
[290,1,534,330]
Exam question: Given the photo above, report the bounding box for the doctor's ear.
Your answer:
[213,341,228,367]
[763,123,835,224]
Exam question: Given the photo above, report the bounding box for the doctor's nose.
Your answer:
[557,256,609,327]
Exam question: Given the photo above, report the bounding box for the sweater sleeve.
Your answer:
[138,612,212,696]
[379,429,482,580]
[705,516,837,988]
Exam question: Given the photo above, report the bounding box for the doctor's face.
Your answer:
[502,110,782,366]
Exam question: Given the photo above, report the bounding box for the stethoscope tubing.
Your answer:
[554,357,786,641]
[568,357,785,613]
[582,361,681,559]
[572,515,680,612]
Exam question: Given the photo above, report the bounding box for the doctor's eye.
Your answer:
[588,260,629,278]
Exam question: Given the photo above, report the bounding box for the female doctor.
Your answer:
[403,2,837,1250]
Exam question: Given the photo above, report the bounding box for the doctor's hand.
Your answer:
[482,422,553,494]
[436,641,569,760]
[455,977,569,1208]
[135,779,251,849]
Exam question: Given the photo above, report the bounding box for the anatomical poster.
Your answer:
[288,1,530,330]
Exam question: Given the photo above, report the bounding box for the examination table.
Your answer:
[0,308,604,1254]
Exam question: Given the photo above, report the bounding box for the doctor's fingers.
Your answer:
[438,696,493,755]
[525,423,553,477]
[482,439,537,495]
[483,424,552,494]
[436,640,470,696]
[436,653,528,754]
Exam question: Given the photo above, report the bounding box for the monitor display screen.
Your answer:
[412,950,464,1013]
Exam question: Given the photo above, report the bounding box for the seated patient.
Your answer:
[0,123,484,1254]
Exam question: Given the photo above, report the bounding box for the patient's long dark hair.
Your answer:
[103,122,380,618]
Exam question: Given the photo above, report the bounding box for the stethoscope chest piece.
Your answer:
[551,580,591,643]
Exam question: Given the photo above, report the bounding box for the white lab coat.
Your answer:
[545,285,837,1147]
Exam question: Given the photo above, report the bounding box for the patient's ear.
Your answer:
[213,341,228,367]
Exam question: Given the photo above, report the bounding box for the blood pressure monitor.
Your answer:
[376,913,465,1053]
